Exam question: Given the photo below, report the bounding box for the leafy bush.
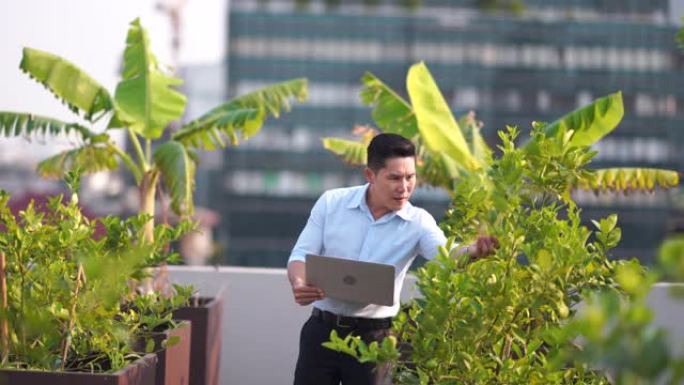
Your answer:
[322,62,680,384]
[327,125,626,384]
[556,261,684,385]
[0,173,192,372]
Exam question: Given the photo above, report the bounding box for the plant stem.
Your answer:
[19,256,25,357]
[111,143,142,184]
[140,169,160,243]
[61,263,84,370]
[127,127,148,171]
[0,252,8,364]
[157,182,170,228]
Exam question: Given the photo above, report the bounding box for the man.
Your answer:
[287,133,497,385]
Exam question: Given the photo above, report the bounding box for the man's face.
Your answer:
[365,156,417,212]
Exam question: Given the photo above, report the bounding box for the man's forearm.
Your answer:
[449,244,478,268]
[448,235,499,266]
[449,244,475,259]
[288,260,307,288]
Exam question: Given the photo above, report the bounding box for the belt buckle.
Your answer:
[335,314,354,328]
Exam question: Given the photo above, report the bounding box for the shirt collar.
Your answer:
[346,184,368,210]
[395,202,414,221]
[347,184,414,222]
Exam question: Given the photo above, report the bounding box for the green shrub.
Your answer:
[0,173,193,372]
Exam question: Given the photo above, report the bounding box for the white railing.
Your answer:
[169,266,684,385]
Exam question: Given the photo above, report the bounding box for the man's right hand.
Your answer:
[291,282,325,306]
[288,260,325,306]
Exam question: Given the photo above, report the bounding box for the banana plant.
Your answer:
[324,64,488,191]
[323,61,678,195]
[0,18,307,243]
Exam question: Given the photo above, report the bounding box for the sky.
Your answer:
[0,0,225,163]
[1,0,684,163]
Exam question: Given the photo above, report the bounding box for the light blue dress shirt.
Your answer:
[288,184,450,318]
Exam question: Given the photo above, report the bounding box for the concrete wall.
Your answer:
[168,266,684,385]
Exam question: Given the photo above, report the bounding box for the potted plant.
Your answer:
[99,199,195,385]
[0,173,157,385]
[0,18,306,245]
[0,17,308,385]
[321,62,679,383]
[172,294,223,385]
[125,287,195,385]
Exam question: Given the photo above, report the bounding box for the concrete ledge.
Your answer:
[169,266,684,385]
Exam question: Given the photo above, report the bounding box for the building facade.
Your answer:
[193,0,684,266]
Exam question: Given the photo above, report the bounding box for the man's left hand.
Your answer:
[471,235,499,260]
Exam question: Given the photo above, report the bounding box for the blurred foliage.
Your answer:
[554,262,684,385]
[323,63,678,195]
[0,18,306,244]
[327,124,625,384]
[323,62,681,383]
[121,285,193,354]
[0,172,193,373]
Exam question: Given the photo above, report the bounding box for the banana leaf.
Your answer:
[20,47,113,121]
[407,62,481,173]
[174,78,307,150]
[153,140,196,215]
[575,167,679,193]
[114,18,187,139]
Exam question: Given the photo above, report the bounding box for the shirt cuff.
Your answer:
[287,254,307,264]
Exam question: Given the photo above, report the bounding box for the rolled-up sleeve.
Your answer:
[288,192,327,264]
[416,212,449,260]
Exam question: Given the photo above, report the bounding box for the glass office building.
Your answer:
[191,0,684,266]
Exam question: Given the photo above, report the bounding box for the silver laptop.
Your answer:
[305,254,395,306]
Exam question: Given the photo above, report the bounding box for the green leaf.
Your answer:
[36,144,118,178]
[407,62,480,172]
[615,263,646,296]
[229,78,307,123]
[657,235,684,280]
[576,167,679,193]
[459,112,492,166]
[114,18,186,139]
[321,127,376,166]
[322,137,367,165]
[174,78,307,150]
[20,47,113,121]
[153,141,195,215]
[145,338,155,353]
[418,152,460,190]
[0,112,98,141]
[543,91,623,148]
[162,335,181,349]
[173,106,259,150]
[360,72,418,138]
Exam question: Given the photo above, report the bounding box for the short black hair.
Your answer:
[367,133,416,171]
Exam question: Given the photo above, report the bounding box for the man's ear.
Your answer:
[364,167,375,184]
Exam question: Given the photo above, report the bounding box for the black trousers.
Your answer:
[294,314,392,385]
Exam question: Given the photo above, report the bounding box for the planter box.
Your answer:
[0,353,157,385]
[153,320,192,385]
[173,296,223,385]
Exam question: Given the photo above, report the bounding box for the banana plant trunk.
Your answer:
[140,170,159,244]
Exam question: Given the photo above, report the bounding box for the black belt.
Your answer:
[312,308,392,330]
